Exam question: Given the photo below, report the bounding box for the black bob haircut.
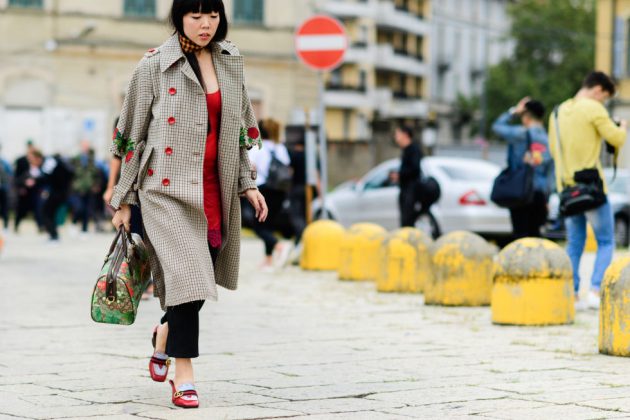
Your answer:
[582,71,616,96]
[169,0,228,42]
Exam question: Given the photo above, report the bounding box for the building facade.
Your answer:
[429,0,512,145]
[0,0,319,161]
[596,0,630,168]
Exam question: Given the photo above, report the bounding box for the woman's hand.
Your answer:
[244,188,268,223]
[112,204,131,232]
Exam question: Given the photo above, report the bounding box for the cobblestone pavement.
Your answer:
[2,226,630,420]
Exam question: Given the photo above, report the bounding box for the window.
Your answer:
[8,0,43,9]
[234,0,264,25]
[124,0,156,18]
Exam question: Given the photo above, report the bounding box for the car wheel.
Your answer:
[415,212,441,240]
[615,216,629,248]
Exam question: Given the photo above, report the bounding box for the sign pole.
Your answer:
[318,71,328,219]
[304,107,314,225]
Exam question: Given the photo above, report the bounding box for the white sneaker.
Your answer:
[586,290,601,310]
[274,242,293,268]
[575,297,589,312]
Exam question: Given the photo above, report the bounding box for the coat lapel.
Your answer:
[212,43,243,239]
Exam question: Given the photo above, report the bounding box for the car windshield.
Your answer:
[436,163,496,181]
[363,165,398,190]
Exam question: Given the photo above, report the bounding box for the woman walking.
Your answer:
[110,0,267,408]
[248,119,292,271]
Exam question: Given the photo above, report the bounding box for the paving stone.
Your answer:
[482,403,627,419]
[3,228,630,418]
[260,397,406,415]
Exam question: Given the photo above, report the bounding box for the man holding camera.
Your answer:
[549,71,628,310]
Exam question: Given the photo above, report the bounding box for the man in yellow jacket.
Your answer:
[549,71,627,310]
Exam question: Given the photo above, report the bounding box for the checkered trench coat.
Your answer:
[110,35,260,310]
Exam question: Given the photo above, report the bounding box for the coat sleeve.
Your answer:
[109,56,154,209]
[238,83,261,194]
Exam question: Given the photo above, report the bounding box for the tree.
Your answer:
[483,0,595,138]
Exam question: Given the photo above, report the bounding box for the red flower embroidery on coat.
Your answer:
[125,151,134,163]
[247,127,259,139]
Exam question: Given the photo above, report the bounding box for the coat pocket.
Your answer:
[137,145,154,190]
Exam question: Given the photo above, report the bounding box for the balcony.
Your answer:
[324,84,373,109]
[344,43,377,64]
[375,88,428,118]
[376,1,429,36]
[320,0,376,19]
[375,44,427,76]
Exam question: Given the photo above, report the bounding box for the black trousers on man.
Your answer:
[399,185,418,227]
[0,188,9,230]
[43,193,66,240]
[509,191,548,240]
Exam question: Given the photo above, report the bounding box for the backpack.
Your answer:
[265,146,292,192]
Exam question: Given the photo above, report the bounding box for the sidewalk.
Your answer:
[1,226,630,419]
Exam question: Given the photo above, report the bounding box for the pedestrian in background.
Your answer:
[0,144,12,232]
[390,126,422,227]
[492,97,553,240]
[14,141,44,233]
[288,139,320,251]
[549,71,628,310]
[71,141,103,235]
[109,0,267,409]
[34,151,74,242]
[248,118,292,271]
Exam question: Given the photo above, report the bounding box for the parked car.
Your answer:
[312,156,512,239]
[546,168,630,247]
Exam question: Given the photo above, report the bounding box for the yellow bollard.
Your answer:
[376,228,433,293]
[585,223,597,253]
[599,256,630,356]
[300,220,346,271]
[425,231,495,306]
[492,238,574,326]
[338,223,387,281]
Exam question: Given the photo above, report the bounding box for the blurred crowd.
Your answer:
[0,140,109,242]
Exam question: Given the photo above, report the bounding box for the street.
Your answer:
[2,225,630,419]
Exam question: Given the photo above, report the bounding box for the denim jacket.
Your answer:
[492,111,554,194]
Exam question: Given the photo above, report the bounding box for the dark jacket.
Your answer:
[399,143,422,189]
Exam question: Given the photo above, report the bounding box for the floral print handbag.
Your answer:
[91,227,151,325]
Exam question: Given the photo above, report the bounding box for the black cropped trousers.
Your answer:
[159,245,219,358]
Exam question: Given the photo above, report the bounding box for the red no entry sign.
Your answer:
[295,15,348,71]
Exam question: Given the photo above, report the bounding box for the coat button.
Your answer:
[165,147,173,156]
[147,169,154,177]
[162,178,170,187]
[168,117,176,125]
[190,180,199,185]
[169,87,177,95]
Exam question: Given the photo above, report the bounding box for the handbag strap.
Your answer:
[105,226,131,302]
[552,106,566,188]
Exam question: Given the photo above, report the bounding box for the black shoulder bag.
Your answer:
[490,131,534,208]
[552,106,606,216]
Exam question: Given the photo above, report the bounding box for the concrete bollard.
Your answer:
[599,256,630,356]
[425,231,495,306]
[300,220,346,271]
[492,238,574,326]
[376,228,433,293]
[338,223,387,281]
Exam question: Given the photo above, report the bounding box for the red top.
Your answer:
[204,90,222,248]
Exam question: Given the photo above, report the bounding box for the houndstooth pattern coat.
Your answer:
[110,34,260,310]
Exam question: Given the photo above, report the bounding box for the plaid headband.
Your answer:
[178,33,204,54]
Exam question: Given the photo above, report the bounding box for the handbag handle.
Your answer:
[105,226,133,303]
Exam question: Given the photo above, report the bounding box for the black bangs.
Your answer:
[169,0,228,41]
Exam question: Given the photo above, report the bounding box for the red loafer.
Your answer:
[170,380,199,409]
[149,326,170,382]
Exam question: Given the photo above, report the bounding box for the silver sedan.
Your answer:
[313,156,512,238]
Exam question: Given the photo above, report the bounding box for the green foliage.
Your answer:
[483,0,595,138]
